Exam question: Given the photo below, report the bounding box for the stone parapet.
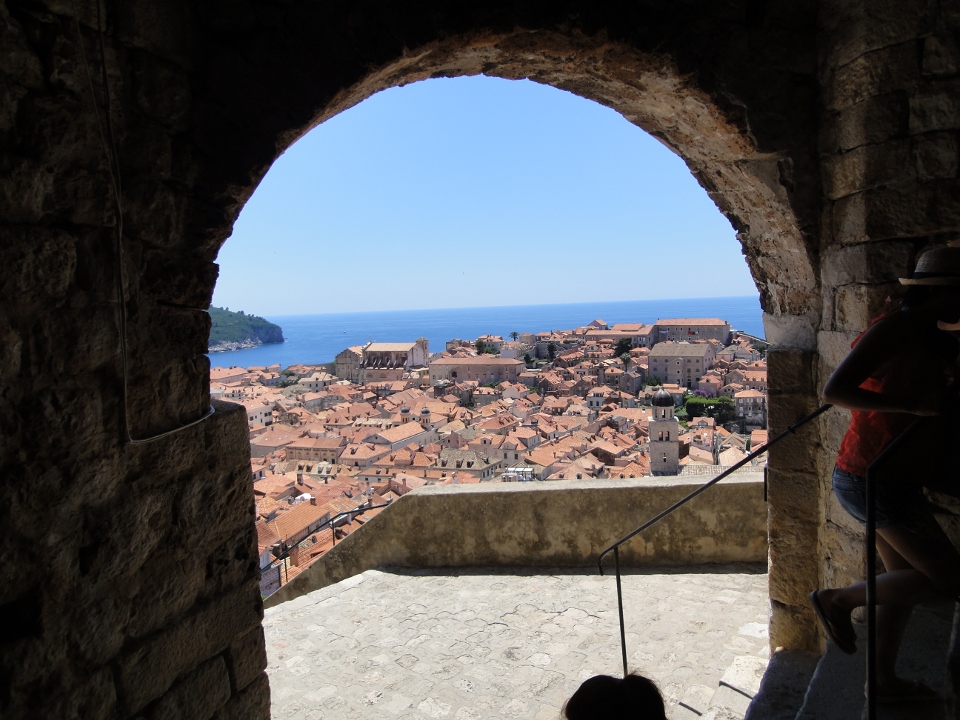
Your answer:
[266,474,767,608]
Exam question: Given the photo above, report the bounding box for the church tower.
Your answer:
[649,388,680,476]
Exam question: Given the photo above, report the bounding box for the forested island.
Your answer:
[207,307,284,352]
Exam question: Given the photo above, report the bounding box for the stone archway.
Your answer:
[1,1,854,718]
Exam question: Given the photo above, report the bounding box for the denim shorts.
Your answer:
[832,466,942,540]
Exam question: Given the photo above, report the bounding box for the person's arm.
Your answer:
[822,315,940,416]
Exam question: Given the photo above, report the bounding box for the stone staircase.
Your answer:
[742,601,957,720]
[672,654,773,720]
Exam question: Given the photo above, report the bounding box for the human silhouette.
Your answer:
[811,246,960,703]
[562,673,667,720]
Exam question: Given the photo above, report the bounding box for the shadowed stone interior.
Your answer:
[2,0,959,717]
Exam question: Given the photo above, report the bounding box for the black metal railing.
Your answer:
[597,403,833,678]
[267,500,393,591]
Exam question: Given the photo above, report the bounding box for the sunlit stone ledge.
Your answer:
[265,473,766,608]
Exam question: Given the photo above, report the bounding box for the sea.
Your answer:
[207,295,764,369]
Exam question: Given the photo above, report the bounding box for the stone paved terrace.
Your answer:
[265,565,770,719]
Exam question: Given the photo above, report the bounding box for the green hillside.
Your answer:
[207,307,284,347]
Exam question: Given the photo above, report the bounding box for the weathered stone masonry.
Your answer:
[0,1,957,718]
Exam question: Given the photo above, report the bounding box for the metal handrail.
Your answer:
[268,500,393,587]
[863,417,925,720]
[597,403,833,677]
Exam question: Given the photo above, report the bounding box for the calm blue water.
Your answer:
[207,296,764,369]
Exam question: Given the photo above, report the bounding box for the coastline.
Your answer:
[208,339,285,353]
[207,295,764,369]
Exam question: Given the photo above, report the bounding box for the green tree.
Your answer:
[614,338,632,357]
[645,376,664,387]
[475,338,485,353]
[547,342,557,361]
[684,395,735,423]
[523,353,533,367]
[620,353,632,371]
[510,331,519,341]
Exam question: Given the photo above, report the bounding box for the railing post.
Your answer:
[865,463,877,720]
[614,547,628,678]
[598,404,831,680]
[863,418,924,720]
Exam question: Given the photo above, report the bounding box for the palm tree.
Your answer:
[620,352,632,371]
[510,331,519,341]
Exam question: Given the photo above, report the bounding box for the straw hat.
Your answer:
[900,246,960,285]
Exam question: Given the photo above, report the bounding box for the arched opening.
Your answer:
[216,31,813,716]
[210,32,818,340]
[13,1,960,716]
[211,74,761,358]
[8,1,869,716]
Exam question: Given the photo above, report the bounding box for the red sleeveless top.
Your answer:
[835,313,954,476]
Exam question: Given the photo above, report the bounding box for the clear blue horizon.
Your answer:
[208,295,764,369]
[225,293,757,320]
[212,76,758,317]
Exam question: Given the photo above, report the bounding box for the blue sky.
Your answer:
[212,76,757,315]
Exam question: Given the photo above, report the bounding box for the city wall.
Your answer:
[266,474,768,607]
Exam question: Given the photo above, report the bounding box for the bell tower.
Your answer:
[649,389,680,476]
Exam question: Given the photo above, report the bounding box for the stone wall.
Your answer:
[0,397,266,718]
[2,0,959,716]
[809,0,960,651]
[266,474,768,608]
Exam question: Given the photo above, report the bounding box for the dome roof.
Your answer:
[652,389,674,407]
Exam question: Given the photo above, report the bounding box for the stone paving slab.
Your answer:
[264,566,769,720]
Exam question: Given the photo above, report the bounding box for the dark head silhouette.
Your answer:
[563,674,667,720]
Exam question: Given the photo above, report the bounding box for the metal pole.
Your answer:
[865,464,877,720]
[862,418,925,720]
[614,546,628,678]
[597,403,832,685]
[598,403,832,572]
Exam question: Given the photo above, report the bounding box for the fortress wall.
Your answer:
[266,474,768,607]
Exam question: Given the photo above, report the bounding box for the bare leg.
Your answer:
[815,524,960,692]
[875,535,919,692]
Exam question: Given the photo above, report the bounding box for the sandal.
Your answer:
[808,590,856,654]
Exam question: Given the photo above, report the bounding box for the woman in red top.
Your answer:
[810,246,960,702]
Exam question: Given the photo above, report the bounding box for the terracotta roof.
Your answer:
[373,423,426,443]
[366,342,416,352]
[655,318,729,326]
[430,357,524,366]
[255,522,281,552]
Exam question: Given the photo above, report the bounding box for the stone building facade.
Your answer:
[653,318,732,344]
[648,342,716,388]
[2,1,959,718]
[428,357,525,385]
[359,340,430,383]
[334,345,365,383]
